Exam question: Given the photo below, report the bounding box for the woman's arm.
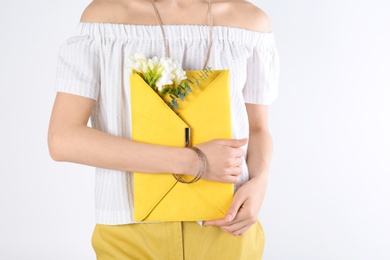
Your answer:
[244,103,273,201]
[204,104,273,235]
[48,92,246,183]
[203,2,276,234]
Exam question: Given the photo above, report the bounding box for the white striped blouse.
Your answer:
[55,22,280,225]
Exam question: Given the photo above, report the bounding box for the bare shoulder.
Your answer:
[80,0,109,22]
[217,0,272,32]
[240,1,272,32]
[80,0,146,23]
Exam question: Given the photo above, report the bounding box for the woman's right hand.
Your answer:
[48,93,248,179]
[193,138,248,183]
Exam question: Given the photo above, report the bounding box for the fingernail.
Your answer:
[226,214,233,221]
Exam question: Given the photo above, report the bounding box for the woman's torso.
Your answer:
[59,0,277,224]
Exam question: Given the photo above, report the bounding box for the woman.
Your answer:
[48,0,279,258]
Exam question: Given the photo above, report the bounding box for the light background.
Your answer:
[0,0,389,259]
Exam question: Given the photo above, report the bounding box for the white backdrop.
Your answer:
[0,0,389,259]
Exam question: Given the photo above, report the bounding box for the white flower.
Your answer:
[127,51,148,73]
[146,56,159,74]
[155,71,174,91]
[158,57,174,72]
[171,61,187,86]
[157,57,186,86]
[153,57,174,90]
[128,52,187,91]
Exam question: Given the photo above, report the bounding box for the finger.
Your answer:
[205,208,249,227]
[230,224,252,236]
[231,138,248,147]
[220,208,249,227]
[204,218,230,226]
[232,147,245,158]
[218,214,254,234]
[219,175,240,184]
[205,208,248,226]
[227,167,242,177]
[230,216,257,235]
[231,157,243,167]
[225,192,246,222]
[217,138,248,148]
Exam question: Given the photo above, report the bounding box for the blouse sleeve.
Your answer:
[242,33,280,105]
[55,35,100,100]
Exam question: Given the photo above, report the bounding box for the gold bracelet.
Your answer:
[172,147,207,184]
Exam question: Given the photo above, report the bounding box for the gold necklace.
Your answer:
[151,0,213,70]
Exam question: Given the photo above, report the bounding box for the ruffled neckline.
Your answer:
[75,22,275,45]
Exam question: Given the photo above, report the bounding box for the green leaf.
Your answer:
[165,101,173,109]
[172,99,178,109]
[144,74,151,84]
[150,73,161,86]
[186,78,194,85]
[141,66,213,112]
[183,82,191,91]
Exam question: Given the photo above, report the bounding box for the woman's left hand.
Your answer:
[204,175,267,236]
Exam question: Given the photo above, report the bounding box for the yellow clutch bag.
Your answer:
[130,69,233,222]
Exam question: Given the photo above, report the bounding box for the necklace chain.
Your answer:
[151,0,213,70]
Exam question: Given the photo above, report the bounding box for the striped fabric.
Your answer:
[55,22,280,225]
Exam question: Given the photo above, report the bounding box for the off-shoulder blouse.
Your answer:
[55,22,280,225]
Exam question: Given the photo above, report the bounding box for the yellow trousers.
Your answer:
[92,220,265,259]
